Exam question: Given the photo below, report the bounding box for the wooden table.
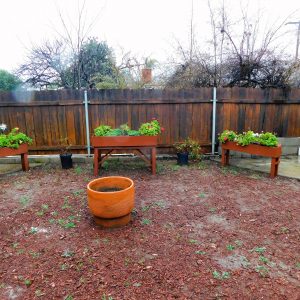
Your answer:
[0,144,29,171]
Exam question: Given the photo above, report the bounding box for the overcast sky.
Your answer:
[0,0,299,72]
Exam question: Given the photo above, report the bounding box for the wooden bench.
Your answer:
[221,141,282,178]
[0,144,29,171]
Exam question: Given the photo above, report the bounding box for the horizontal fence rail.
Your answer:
[0,88,299,154]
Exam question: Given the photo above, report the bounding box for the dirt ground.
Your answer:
[0,158,300,300]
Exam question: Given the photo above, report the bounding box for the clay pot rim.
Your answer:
[87,176,134,194]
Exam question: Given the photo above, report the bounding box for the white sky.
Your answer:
[0,0,299,72]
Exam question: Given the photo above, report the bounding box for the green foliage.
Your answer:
[173,137,201,158]
[218,130,237,143]
[138,119,162,136]
[219,129,278,147]
[212,270,230,280]
[94,120,163,137]
[0,69,22,91]
[94,125,112,136]
[226,244,235,251]
[0,127,32,149]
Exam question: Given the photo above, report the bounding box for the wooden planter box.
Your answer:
[91,136,158,176]
[0,143,29,171]
[221,141,282,178]
[91,136,158,147]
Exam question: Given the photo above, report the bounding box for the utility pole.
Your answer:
[286,21,300,61]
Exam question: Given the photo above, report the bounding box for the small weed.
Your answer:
[51,211,58,216]
[295,262,300,269]
[62,197,72,210]
[141,205,151,212]
[74,166,83,175]
[255,265,269,277]
[259,256,270,264]
[102,295,113,300]
[29,227,38,234]
[234,240,243,247]
[36,204,49,216]
[29,251,41,258]
[124,281,130,287]
[171,165,180,171]
[189,239,199,244]
[35,289,45,297]
[57,218,76,229]
[124,258,130,266]
[198,193,207,198]
[208,207,217,213]
[24,279,32,287]
[0,283,5,289]
[12,242,19,249]
[16,249,25,255]
[156,163,165,174]
[212,270,230,280]
[64,295,74,300]
[251,246,266,254]
[61,250,75,258]
[195,250,206,255]
[73,189,84,197]
[141,218,151,225]
[60,264,68,270]
[49,219,56,224]
[133,282,142,287]
[197,162,207,170]
[280,227,290,234]
[226,244,235,251]
[76,261,84,271]
[19,196,30,207]
[154,201,167,209]
[102,238,110,244]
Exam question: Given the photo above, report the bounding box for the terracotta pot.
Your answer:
[91,135,158,147]
[87,176,135,227]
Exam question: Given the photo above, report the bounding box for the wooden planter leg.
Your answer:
[270,157,280,178]
[151,147,156,175]
[221,149,230,166]
[94,148,99,176]
[21,153,29,171]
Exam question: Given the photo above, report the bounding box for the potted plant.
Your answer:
[219,130,282,178]
[173,138,201,165]
[59,137,73,169]
[0,125,33,171]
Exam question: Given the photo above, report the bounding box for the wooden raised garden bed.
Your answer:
[221,141,282,178]
[0,143,29,171]
[91,136,158,176]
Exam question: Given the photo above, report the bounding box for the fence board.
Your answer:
[0,87,299,154]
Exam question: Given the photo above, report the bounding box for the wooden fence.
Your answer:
[0,88,299,154]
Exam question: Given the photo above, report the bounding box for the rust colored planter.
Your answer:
[0,144,29,171]
[91,135,158,147]
[221,141,282,178]
[87,176,135,228]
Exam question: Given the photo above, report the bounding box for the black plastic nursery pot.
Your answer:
[177,152,189,165]
[60,153,73,169]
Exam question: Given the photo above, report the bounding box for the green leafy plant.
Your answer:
[212,270,230,280]
[138,119,163,136]
[219,129,278,147]
[94,119,164,137]
[173,138,201,159]
[0,127,32,149]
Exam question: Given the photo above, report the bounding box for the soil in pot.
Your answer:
[60,153,73,169]
[93,186,124,192]
[177,152,189,165]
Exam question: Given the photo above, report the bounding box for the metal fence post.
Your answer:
[83,90,91,156]
[211,87,217,154]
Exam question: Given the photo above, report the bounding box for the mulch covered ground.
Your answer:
[0,159,300,300]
